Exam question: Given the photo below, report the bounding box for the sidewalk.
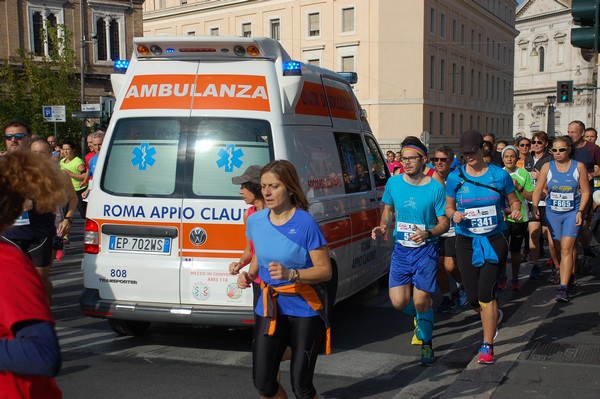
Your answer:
[443,250,600,399]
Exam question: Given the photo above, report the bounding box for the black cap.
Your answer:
[232,165,262,185]
[459,130,484,154]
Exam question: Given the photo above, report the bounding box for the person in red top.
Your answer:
[0,151,67,399]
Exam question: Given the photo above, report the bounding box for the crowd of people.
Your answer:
[3,116,599,398]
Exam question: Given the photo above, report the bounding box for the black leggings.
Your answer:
[455,233,508,308]
[253,314,325,399]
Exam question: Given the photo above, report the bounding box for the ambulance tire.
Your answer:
[108,319,151,336]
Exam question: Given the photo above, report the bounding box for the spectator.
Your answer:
[60,141,87,218]
[0,151,65,398]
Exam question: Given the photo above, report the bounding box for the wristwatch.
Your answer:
[425,230,432,239]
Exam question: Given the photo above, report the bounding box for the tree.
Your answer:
[0,23,81,149]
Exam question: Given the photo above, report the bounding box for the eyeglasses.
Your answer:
[400,156,422,163]
[532,140,545,144]
[519,143,531,147]
[550,147,568,153]
[5,133,27,141]
[431,157,449,162]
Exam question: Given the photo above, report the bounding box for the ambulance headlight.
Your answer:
[246,45,260,56]
[150,45,163,55]
[233,45,246,56]
[283,61,302,76]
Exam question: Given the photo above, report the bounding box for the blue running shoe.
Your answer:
[420,342,434,366]
[478,342,494,364]
[456,288,468,308]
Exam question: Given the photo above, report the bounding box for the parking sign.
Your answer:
[42,105,66,122]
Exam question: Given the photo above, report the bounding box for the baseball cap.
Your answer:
[459,130,484,154]
[232,165,262,185]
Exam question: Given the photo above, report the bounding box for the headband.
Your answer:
[401,145,427,158]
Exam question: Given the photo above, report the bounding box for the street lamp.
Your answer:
[547,95,556,138]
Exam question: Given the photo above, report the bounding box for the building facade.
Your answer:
[0,0,145,104]
[143,0,518,149]
[514,0,597,138]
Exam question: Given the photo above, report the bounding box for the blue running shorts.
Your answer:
[389,242,439,293]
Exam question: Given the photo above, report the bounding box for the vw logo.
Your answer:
[189,227,207,246]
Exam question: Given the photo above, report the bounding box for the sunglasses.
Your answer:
[531,140,545,144]
[550,147,568,153]
[519,143,531,147]
[5,133,27,141]
[431,157,449,162]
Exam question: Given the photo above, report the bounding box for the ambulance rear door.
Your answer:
[87,59,198,306]
[178,60,274,314]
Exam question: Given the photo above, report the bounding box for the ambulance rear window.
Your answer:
[187,118,272,198]
[102,118,181,196]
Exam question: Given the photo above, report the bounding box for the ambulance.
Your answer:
[80,36,392,336]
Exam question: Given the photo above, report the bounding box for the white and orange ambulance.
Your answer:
[80,36,392,335]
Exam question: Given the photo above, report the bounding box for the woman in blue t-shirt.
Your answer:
[532,136,590,303]
[237,160,331,399]
[445,130,522,365]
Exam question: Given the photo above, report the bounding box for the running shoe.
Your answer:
[437,296,454,313]
[420,342,435,366]
[456,288,468,308]
[493,309,503,340]
[511,279,522,291]
[548,267,560,284]
[411,317,422,346]
[555,287,570,302]
[55,249,64,261]
[478,342,495,364]
[497,275,508,290]
[529,264,541,280]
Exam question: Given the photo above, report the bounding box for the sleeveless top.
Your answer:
[546,160,580,213]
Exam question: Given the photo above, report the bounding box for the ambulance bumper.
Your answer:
[79,288,255,327]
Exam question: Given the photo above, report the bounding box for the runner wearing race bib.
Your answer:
[372,140,449,366]
[532,136,590,303]
[445,130,522,365]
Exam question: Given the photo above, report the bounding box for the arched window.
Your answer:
[539,47,545,72]
[32,12,44,56]
[96,18,107,61]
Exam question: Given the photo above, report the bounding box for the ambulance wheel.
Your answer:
[108,319,151,336]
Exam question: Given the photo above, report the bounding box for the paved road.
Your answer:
[52,219,600,398]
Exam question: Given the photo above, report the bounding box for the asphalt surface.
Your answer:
[51,218,600,398]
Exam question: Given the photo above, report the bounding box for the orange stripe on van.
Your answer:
[120,74,270,112]
[181,223,246,251]
[323,85,359,120]
[295,81,330,117]
[350,208,379,236]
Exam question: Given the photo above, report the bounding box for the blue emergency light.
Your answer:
[113,59,130,72]
[283,61,302,76]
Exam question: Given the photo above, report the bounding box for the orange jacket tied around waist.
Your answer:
[260,281,331,355]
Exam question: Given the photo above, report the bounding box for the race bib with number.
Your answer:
[396,222,426,247]
[549,191,574,212]
[464,205,498,234]
[13,211,30,226]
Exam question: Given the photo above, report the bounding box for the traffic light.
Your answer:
[571,0,600,51]
[557,80,574,103]
[100,96,116,128]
